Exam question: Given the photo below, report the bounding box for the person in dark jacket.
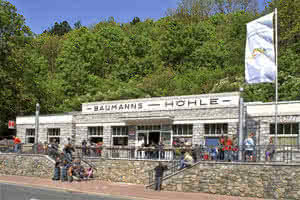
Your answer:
[154,162,168,191]
[81,140,87,156]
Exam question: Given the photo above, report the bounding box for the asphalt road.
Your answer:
[0,182,134,200]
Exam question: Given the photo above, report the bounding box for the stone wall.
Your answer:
[2,154,300,199]
[161,162,300,200]
[0,154,54,178]
[0,154,165,185]
[87,159,164,184]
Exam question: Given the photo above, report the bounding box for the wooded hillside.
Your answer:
[0,0,299,136]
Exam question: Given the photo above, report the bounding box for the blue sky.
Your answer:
[8,0,179,34]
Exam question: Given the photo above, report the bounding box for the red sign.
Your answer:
[8,120,16,129]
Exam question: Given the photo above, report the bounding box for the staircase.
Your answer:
[47,145,97,171]
[146,160,200,190]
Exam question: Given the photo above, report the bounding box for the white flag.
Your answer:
[245,12,276,84]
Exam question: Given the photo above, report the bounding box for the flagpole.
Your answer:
[275,8,278,146]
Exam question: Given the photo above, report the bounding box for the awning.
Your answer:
[119,115,174,125]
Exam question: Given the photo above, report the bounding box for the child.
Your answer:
[87,167,93,179]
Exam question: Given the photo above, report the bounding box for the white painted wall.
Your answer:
[16,115,73,125]
[246,101,300,116]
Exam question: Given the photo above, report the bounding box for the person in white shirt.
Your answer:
[244,133,255,161]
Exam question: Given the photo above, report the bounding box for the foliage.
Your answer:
[44,21,72,36]
[0,0,299,137]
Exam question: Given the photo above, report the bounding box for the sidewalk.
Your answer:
[0,175,264,200]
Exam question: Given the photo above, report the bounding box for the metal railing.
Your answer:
[2,144,300,164]
[147,160,181,186]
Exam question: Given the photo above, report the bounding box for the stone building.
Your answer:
[16,92,300,151]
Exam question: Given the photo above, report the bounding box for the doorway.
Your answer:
[148,132,160,145]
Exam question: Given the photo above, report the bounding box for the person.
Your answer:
[210,146,218,161]
[81,140,87,156]
[179,152,185,169]
[244,133,255,161]
[192,145,198,162]
[154,162,168,191]
[43,141,48,155]
[265,138,275,161]
[218,135,225,160]
[67,165,74,182]
[224,136,233,162]
[86,167,93,179]
[52,157,61,181]
[13,136,21,153]
[61,160,69,182]
[95,142,102,156]
[232,145,239,161]
[63,143,75,162]
[180,151,193,169]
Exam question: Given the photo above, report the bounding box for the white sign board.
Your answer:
[82,94,240,114]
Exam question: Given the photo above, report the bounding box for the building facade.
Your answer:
[16,92,300,149]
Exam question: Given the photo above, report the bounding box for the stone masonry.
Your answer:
[161,162,300,200]
[1,154,300,199]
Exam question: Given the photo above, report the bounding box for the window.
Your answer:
[172,125,193,147]
[113,137,128,146]
[88,127,103,136]
[173,125,193,136]
[269,123,299,145]
[47,128,60,144]
[25,129,35,144]
[88,126,103,144]
[112,126,128,146]
[204,123,228,135]
[270,123,299,135]
[137,125,161,131]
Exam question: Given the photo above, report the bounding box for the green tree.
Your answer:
[46,21,72,36]
[0,0,31,136]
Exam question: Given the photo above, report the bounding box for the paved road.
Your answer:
[0,183,132,200]
[0,175,265,200]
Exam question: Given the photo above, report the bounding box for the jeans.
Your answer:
[155,176,162,191]
[52,167,60,180]
[180,159,185,169]
[14,144,20,153]
[224,151,232,161]
[61,166,68,181]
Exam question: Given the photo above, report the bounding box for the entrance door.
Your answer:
[149,132,160,145]
[137,132,146,147]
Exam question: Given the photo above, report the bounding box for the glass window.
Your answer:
[285,124,291,135]
[173,125,193,136]
[25,129,35,144]
[112,126,128,146]
[269,123,299,135]
[188,125,193,135]
[204,124,210,135]
[204,124,228,135]
[113,137,128,146]
[112,126,128,136]
[211,124,216,134]
[270,124,275,135]
[278,124,283,135]
[223,124,228,134]
[88,127,103,136]
[48,128,60,136]
[292,123,299,135]
[47,128,60,144]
